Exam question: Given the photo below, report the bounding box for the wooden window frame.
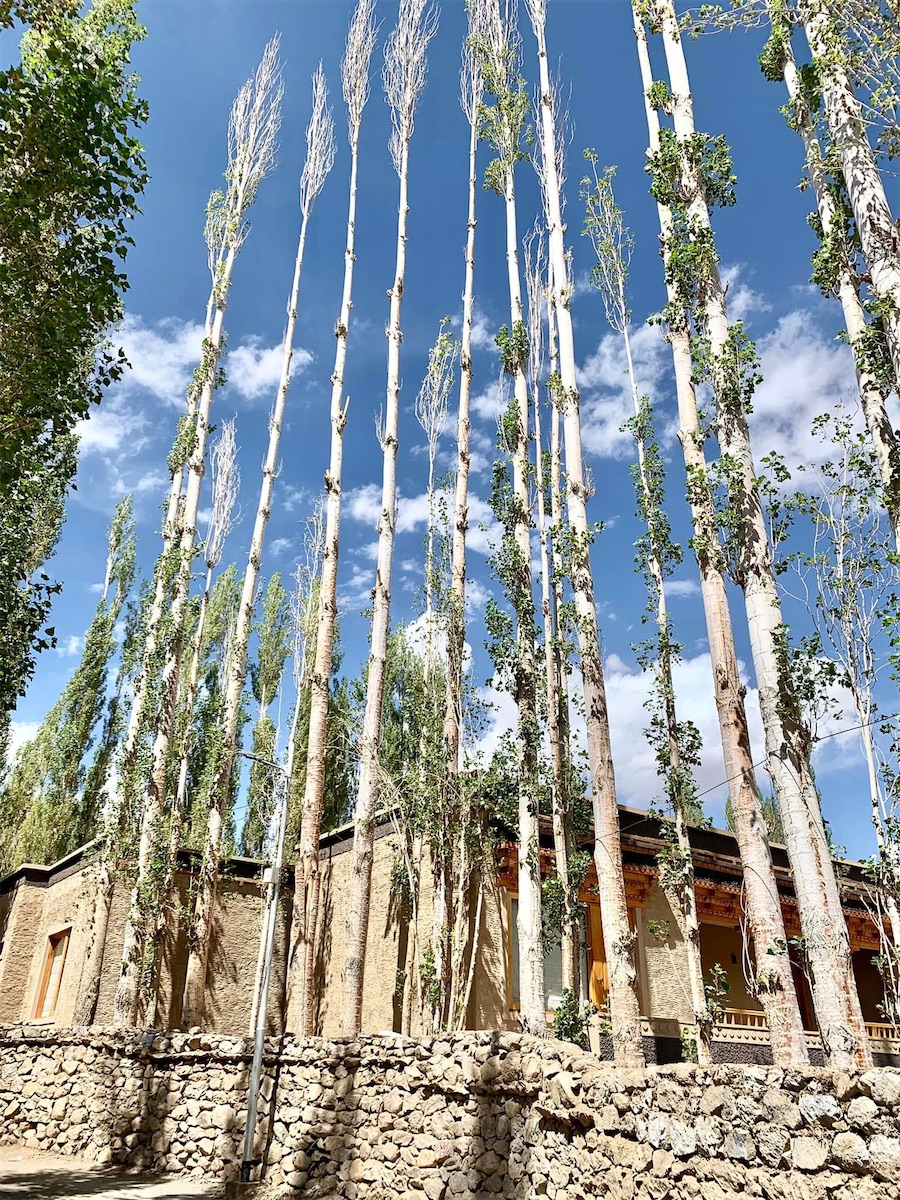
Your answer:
[32,927,71,1021]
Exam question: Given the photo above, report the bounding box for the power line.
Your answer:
[689,711,898,804]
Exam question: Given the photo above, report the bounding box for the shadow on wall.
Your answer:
[312,864,334,1035]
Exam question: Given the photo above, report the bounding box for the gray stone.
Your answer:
[870,1134,900,1181]
[861,1071,900,1107]
[848,1095,880,1131]
[647,1112,669,1149]
[669,1120,696,1159]
[832,1131,870,1172]
[799,1093,842,1126]
[791,1136,828,1172]
[724,1128,754,1162]
[699,1086,730,1116]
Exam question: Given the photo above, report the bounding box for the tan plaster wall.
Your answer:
[469,874,515,1032]
[314,832,407,1037]
[700,921,762,1013]
[635,883,693,1026]
[0,883,47,1022]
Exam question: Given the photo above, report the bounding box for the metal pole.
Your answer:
[240,750,292,1183]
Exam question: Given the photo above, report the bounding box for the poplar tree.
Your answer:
[526,0,643,1062]
[443,0,485,791]
[0,0,147,729]
[787,408,900,1004]
[756,2,900,546]
[114,40,283,1027]
[475,0,546,1036]
[649,0,868,1068]
[172,419,240,844]
[524,228,580,999]
[633,3,808,1065]
[797,0,900,385]
[241,575,293,858]
[288,0,377,1037]
[182,64,334,1028]
[0,495,135,872]
[341,0,438,1037]
[582,160,713,1060]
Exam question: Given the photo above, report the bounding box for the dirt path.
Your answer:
[0,1145,226,1199]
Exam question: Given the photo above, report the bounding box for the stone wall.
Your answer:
[1,1026,900,1198]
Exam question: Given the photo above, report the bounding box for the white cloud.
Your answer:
[470,378,505,424]
[269,537,293,558]
[749,310,859,478]
[119,314,206,406]
[469,305,496,351]
[56,635,83,658]
[474,651,767,823]
[76,396,147,455]
[666,578,701,599]
[343,485,500,556]
[721,263,772,323]
[227,338,312,403]
[6,721,40,766]
[577,322,671,459]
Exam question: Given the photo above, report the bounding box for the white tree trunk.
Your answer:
[776,30,900,547]
[498,159,546,1037]
[341,140,410,1037]
[114,247,237,1028]
[181,217,311,1029]
[620,317,712,1063]
[659,0,870,1070]
[533,357,577,996]
[633,6,808,1066]
[531,5,641,1064]
[288,154,359,1039]
[444,118,478,780]
[800,0,900,385]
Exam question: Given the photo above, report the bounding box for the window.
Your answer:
[33,929,70,1021]
[508,898,590,1013]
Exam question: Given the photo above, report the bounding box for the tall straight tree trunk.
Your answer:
[182,73,333,1028]
[526,239,578,998]
[546,293,572,791]
[799,0,900,384]
[769,21,900,546]
[115,248,237,1027]
[443,7,482,782]
[633,7,808,1066]
[341,0,438,1036]
[288,0,375,1038]
[501,163,544,1033]
[657,0,869,1070]
[528,0,641,1064]
[621,310,712,1062]
[115,43,283,1026]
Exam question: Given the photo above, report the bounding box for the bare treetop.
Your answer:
[415,317,457,458]
[204,418,241,569]
[383,0,439,174]
[582,158,632,335]
[524,223,546,390]
[225,35,284,247]
[524,0,547,36]
[533,72,572,216]
[342,0,378,142]
[460,0,486,126]
[301,65,337,218]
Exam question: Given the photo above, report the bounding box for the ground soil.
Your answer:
[0,1145,225,1199]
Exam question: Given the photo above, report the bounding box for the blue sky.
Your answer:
[5,1,888,859]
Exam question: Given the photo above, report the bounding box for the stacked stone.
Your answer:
[1,1025,900,1197]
